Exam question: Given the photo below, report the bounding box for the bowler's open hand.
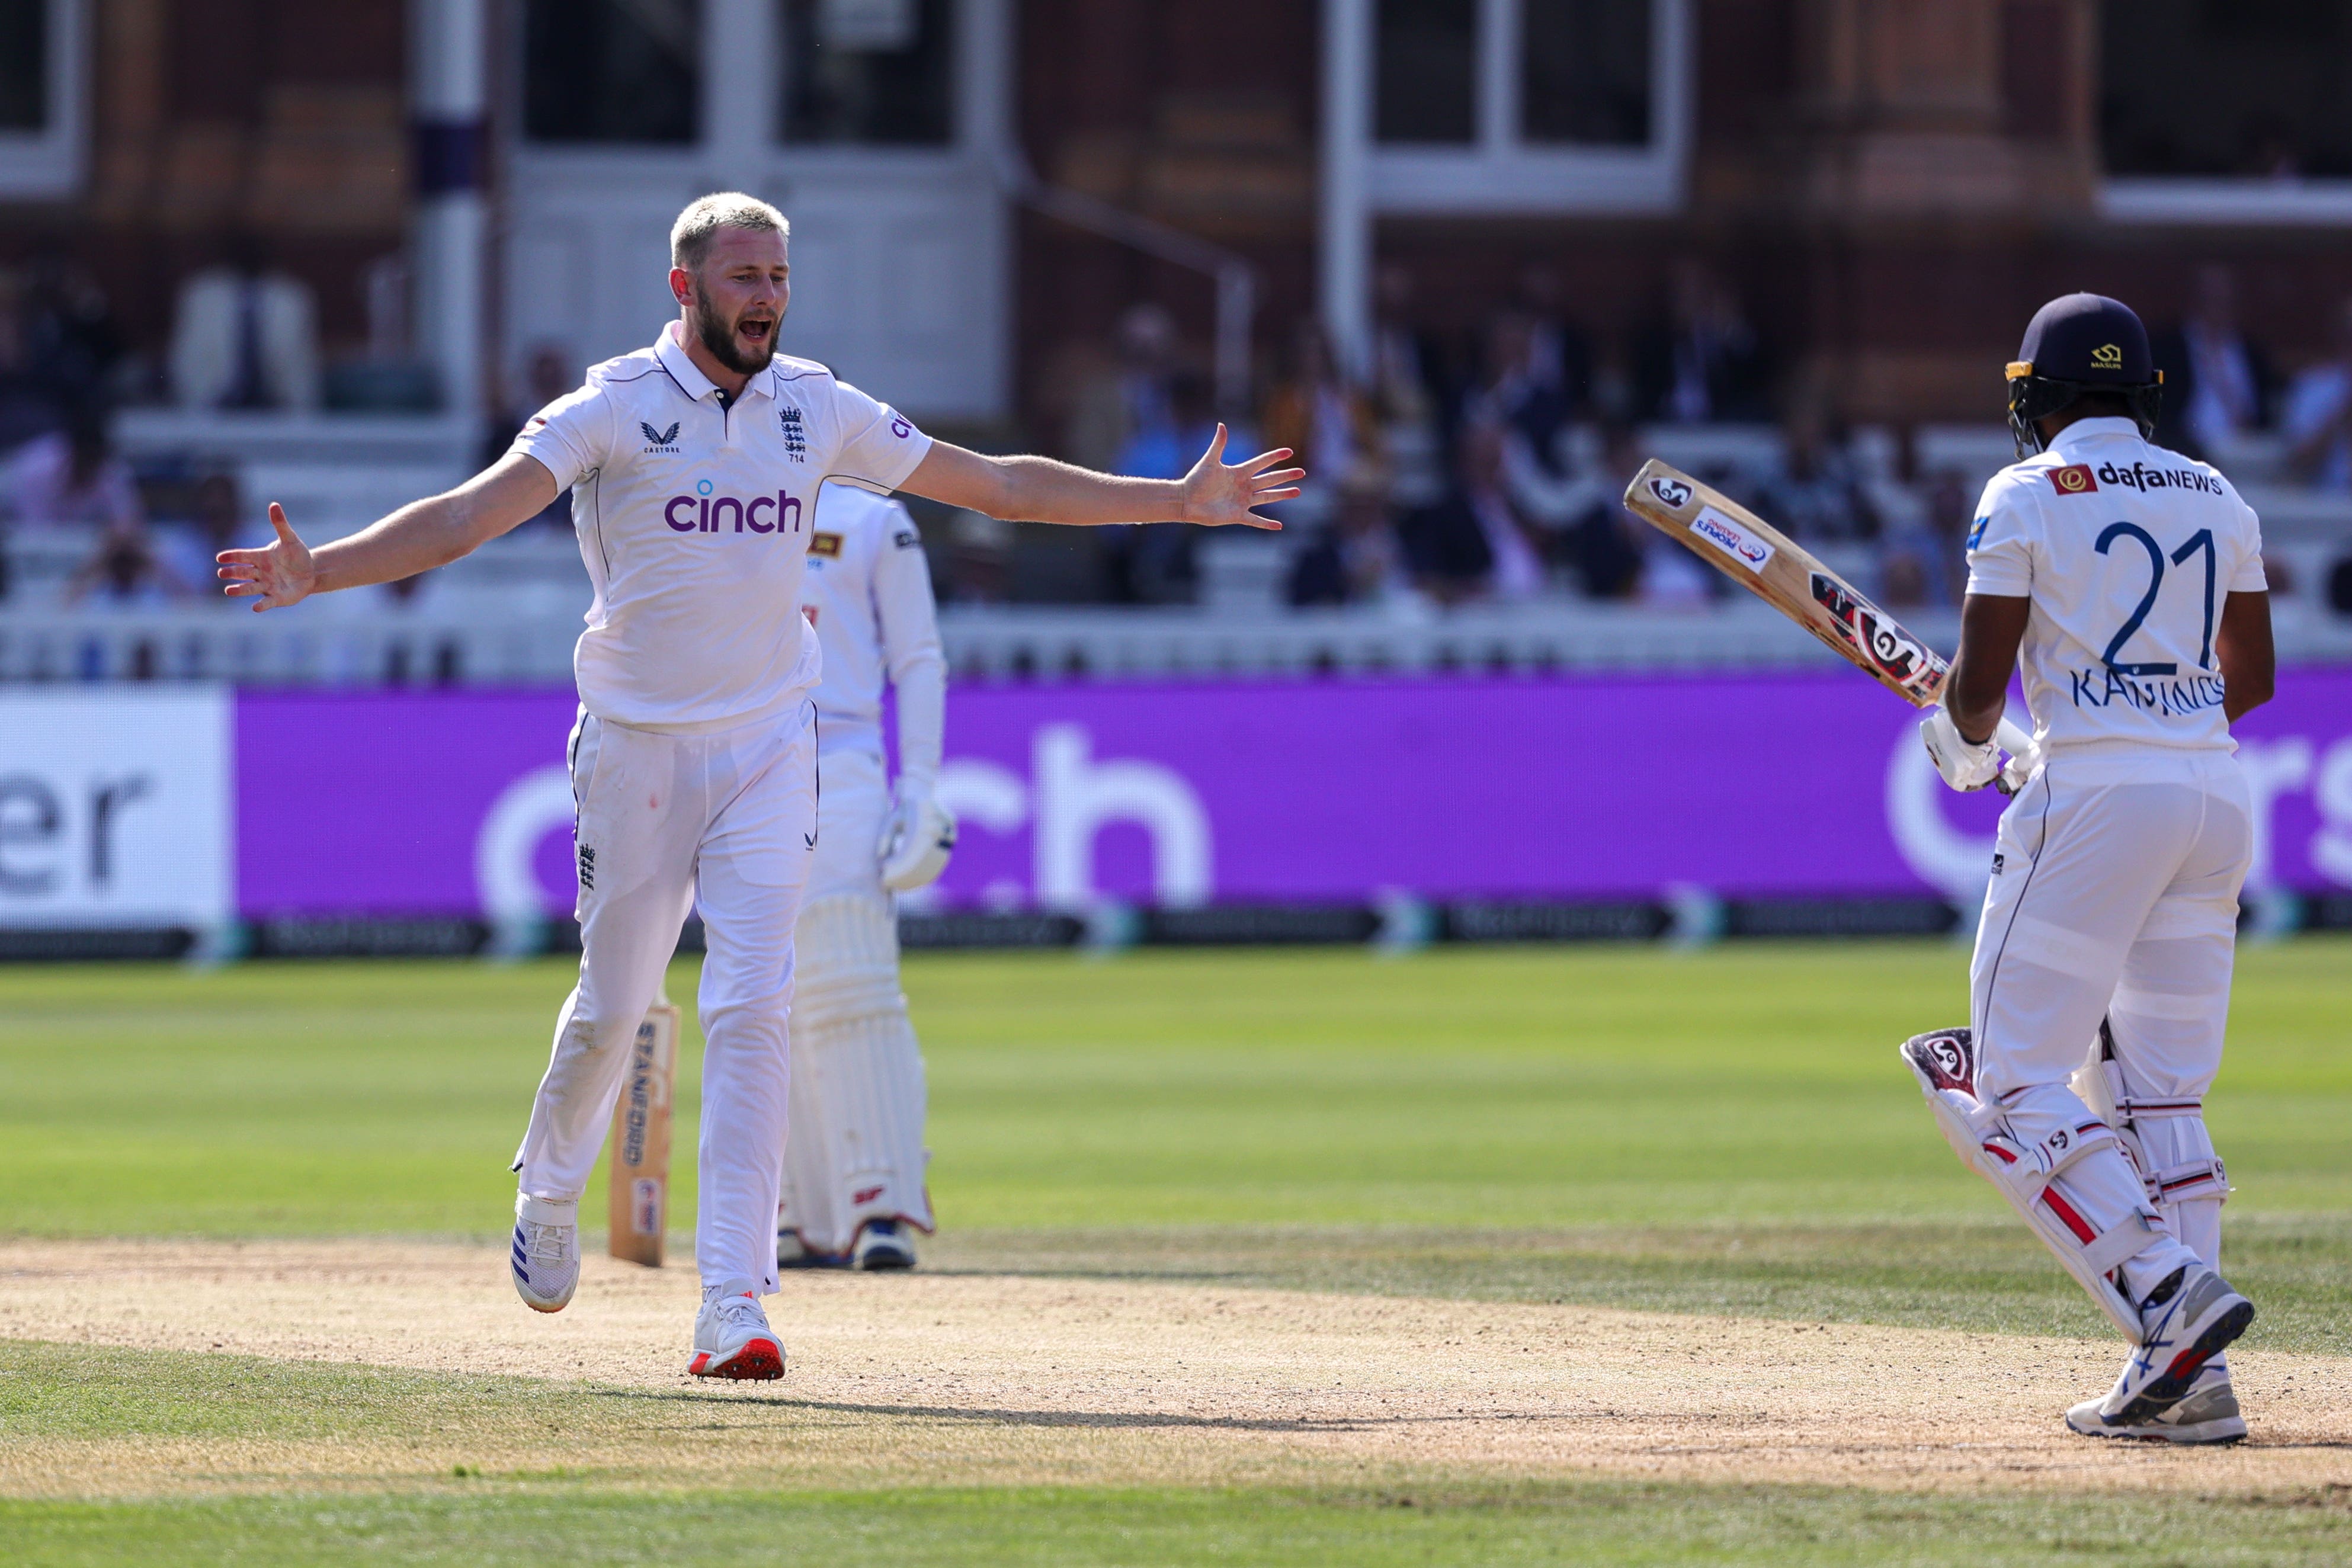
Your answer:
[1183,425,1304,530]
[217,504,318,611]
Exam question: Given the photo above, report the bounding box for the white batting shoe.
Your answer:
[2068,1362,2246,1445]
[688,1280,786,1381]
[2066,1265,2253,1435]
[854,1219,917,1272]
[510,1194,579,1313]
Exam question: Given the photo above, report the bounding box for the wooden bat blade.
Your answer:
[607,1001,680,1267]
[1622,460,1951,709]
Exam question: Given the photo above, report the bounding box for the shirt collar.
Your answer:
[2048,415,2140,457]
[655,321,777,404]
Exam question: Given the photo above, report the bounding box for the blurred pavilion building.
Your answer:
[4,1,2352,680]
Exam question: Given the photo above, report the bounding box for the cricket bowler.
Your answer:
[774,481,951,1272]
[1906,292,2274,1442]
[217,193,1300,1380]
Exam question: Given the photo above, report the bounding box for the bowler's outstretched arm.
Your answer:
[216,452,560,612]
[900,424,1302,530]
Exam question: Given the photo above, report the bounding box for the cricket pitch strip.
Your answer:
[3,1238,2349,1499]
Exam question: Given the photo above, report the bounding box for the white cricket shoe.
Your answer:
[688,1279,786,1381]
[2068,1361,2246,1445]
[510,1194,579,1313]
[2065,1265,2253,1436]
[854,1219,917,1272]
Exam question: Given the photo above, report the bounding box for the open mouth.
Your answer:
[739,317,774,347]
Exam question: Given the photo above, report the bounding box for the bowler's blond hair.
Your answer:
[670,193,789,273]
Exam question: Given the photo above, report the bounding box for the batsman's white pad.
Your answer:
[2070,1019,2231,1213]
[1902,1027,2163,1339]
[782,895,934,1255]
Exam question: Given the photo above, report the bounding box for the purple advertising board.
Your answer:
[233,671,2352,919]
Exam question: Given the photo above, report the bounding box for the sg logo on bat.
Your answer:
[1648,476,1694,509]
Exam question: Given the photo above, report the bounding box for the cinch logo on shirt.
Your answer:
[663,485,806,535]
[2050,464,2097,495]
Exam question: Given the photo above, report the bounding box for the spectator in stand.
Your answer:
[1261,319,1381,525]
[1062,303,1178,476]
[1513,261,1593,418]
[168,238,322,411]
[1633,256,1771,424]
[1287,470,1403,609]
[1105,370,1222,604]
[65,520,187,609]
[1396,419,1543,605]
[942,508,1012,605]
[1761,405,1878,543]
[6,407,142,531]
[1476,312,1579,507]
[2154,265,2271,458]
[1547,421,1647,600]
[486,345,579,528]
[154,470,264,598]
[20,248,124,422]
[1867,429,1959,610]
[1456,419,1545,602]
[1370,265,1452,517]
[2283,296,2352,490]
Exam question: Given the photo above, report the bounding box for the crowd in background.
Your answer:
[7,250,2352,629]
[969,257,2352,618]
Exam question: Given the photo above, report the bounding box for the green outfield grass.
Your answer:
[2,938,2348,1564]
[2,941,2348,1336]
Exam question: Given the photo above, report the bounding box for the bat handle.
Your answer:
[1992,716,2040,796]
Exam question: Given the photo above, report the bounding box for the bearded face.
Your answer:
[690,278,780,377]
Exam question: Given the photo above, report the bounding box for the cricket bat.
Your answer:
[1622,461,2036,787]
[607,996,680,1266]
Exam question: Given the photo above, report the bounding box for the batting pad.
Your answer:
[780,896,933,1256]
[2071,1021,2231,1213]
[1902,1027,2162,1340]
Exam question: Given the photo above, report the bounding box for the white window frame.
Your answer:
[0,0,86,200]
[1369,0,1688,216]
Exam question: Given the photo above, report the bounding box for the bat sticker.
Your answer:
[1647,475,1694,509]
[1687,506,1776,572]
[1809,572,1949,700]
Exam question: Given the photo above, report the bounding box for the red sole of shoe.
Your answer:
[688,1338,784,1381]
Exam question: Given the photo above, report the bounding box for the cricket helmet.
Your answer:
[2005,292,2164,458]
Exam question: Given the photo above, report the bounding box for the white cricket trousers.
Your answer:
[1971,746,2252,1294]
[513,703,816,1296]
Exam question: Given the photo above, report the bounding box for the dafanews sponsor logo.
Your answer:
[2094,460,2224,496]
[664,477,806,536]
[2050,464,2097,495]
[1687,505,1775,573]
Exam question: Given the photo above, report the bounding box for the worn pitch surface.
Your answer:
[4,1238,2347,1499]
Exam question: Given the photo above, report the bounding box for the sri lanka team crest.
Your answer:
[2050,464,2097,495]
[1808,572,1949,703]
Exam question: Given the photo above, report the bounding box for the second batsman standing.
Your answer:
[776,482,954,1272]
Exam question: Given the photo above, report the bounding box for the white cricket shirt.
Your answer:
[511,322,933,732]
[801,483,946,781]
[1967,417,2265,755]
